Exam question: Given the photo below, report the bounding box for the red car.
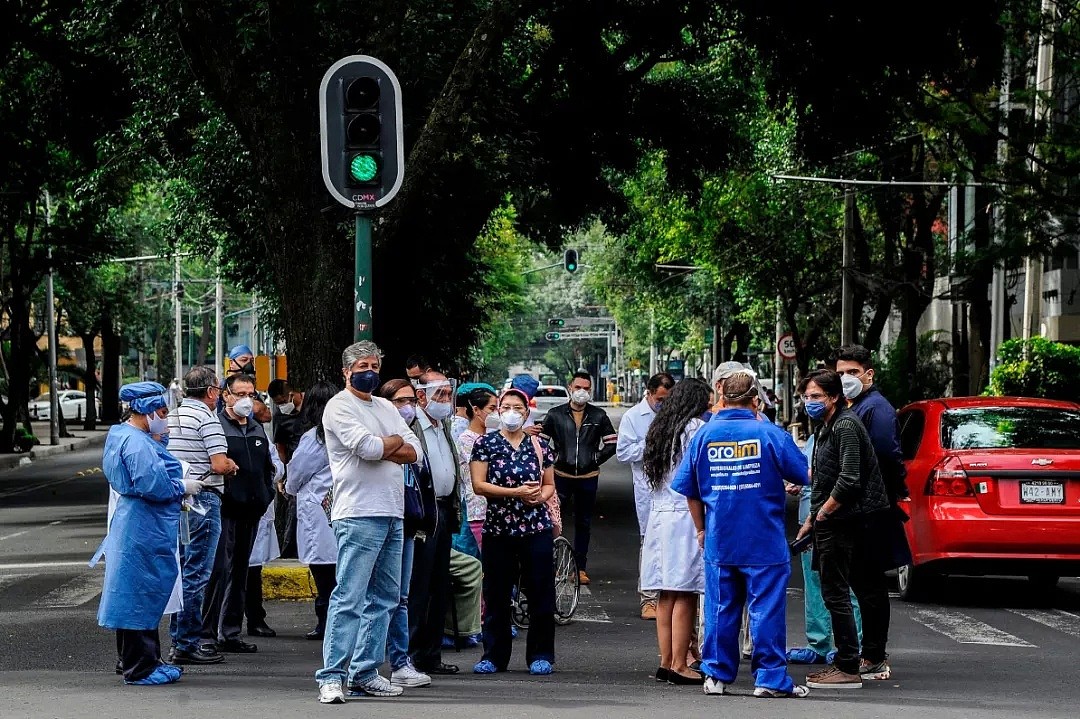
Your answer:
[895,396,1080,601]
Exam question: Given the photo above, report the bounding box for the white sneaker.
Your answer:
[754,685,811,698]
[348,673,404,697]
[703,677,727,695]
[319,681,345,704]
[391,663,432,688]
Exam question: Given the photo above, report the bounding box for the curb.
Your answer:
[262,560,317,601]
[0,433,109,472]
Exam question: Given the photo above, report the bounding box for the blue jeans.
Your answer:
[798,487,860,656]
[170,490,222,652]
[386,536,416,670]
[315,516,403,686]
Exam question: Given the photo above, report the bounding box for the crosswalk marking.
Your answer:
[573,585,611,623]
[1007,608,1080,639]
[909,607,1036,647]
[0,573,31,591]
[31,573,102,608]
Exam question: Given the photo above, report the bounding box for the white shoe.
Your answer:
[754,685,810,698]
[703,677,727,695]
[348,673,404,697]
[319,681,345,704]
[391,663,432,688]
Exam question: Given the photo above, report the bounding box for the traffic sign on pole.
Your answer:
[777,332,797,361]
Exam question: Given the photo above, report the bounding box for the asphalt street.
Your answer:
[1,412,1079,718]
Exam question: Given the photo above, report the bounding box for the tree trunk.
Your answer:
[79,332,99,430]
[196,308,211,367]
[101,313,122,424]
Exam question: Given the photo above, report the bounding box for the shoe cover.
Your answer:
[529,660,553,675]
[126,665,180,685]
[786,647,827,664]
[825,650,838,665]
[159,664,182,681]
[473,660,497,674]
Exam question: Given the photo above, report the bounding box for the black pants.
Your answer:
[555,476,598,571]
[481,530,555,669]
[408,501,454,669]
[815,518,891,674]
[116,628,161,682]
[245,565,267,628]
[202,514,258,643]
[309,562,338,632]
[281,495,298,559]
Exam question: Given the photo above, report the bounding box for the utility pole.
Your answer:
[173,254,182,384]
[215,262,224,374]
[841,188,856,345]
[774,298,782,423]
[990,51,1011,369]
[649,309,657,376]
[1022,0,1056,354]
[354,214,373,341]
[44,191,59,445]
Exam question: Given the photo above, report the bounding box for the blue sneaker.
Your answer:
[529,660,553,675]
[786,647,827,665]
[125,665,180,686]
[473,660,498,674]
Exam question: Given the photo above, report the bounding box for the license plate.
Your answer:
[1020,480,1065,504]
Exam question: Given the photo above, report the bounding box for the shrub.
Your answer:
[986,337,1080,402]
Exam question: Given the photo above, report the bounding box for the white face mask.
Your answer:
[278,401,295,415]
[500,410,525,431]
[148,413,169,436]
[841,374,864,400]
[426,400,453,421]
[232,396,254,418]
[571,388,591,405]
[483,410,501,431]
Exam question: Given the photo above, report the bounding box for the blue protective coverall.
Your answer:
[670,408,809,692]
[97,423,186,631]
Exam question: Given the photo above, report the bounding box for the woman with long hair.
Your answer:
[457,387,498,550]
[640,378,711,685]
[283,381,339,640]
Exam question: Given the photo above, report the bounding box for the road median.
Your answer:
[261,559,317,600]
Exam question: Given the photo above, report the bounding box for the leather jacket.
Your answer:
[541,402,618,477]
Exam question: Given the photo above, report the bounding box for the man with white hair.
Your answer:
[314,341,424,704]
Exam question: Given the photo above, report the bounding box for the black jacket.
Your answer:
[541,403,617,478]
[809,406,889,521]
[849,385,909,502]
[218,410,276,521]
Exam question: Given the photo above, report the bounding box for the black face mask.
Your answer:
[238,362,256,376]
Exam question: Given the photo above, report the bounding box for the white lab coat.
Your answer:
[249,444,284,566]
[639,419,705,593]
[285,428,338,565]
[616,397,657,537]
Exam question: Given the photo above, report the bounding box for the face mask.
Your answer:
[239,362,256,376]
[398,405,417,425]
[426,400,453,421]
[804,400,828,420]
[841,374,864,400]
[350,370,380,394]
[232,396,255,418]
[500,410,525,431]
[571,389,591,405]
[277,401,295,415]
[650,398,664,412]
[148,414,169,436]
[484,411,502,430]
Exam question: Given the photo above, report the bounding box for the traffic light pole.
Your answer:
[354,213,374,342]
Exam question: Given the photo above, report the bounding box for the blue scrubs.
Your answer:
[671,408,808,692]
[97,423,186,630]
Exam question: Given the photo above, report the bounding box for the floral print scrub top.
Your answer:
[457,429,487,522]
[470,431,554,537]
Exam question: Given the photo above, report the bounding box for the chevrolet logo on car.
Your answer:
[1031,458,1054,466]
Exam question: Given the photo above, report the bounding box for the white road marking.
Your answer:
[31,573,102,608]
[1008,608,1080,638]
[0,573,31,590]
[0,561,92,571]
[910,607,1036,647]
[0,520,65,544]
[571,585,611,623]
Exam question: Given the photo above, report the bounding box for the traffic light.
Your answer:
[563,249,579,273]
[548,318,565,327]
[545,332,562,341]
[320,56,404,211]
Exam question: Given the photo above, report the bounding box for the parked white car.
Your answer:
[531,385,569,424]
[29,391,101,421]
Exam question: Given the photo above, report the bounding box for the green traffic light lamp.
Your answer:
[350,154,379,183]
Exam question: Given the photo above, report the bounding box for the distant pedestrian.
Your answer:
[617,371,675,621]
[96,382,204,685]
[640,378,708,685]
[406,354,430,387]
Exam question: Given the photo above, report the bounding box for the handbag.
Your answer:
[530,436,562,537]
[403,463,425,523]
[321,486,333,525]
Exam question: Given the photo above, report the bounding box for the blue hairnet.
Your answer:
[120,381,168,415]
[511,374,539,399]
[229,345,254,361]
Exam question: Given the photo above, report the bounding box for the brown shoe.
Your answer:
[805,666,862,690]
[578,570,591,586]
[640,601,657,620]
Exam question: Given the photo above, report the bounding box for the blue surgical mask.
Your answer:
[350,370,380,394]
[804,401,828,420]
[426,401,453,421]
[398,405,417,425]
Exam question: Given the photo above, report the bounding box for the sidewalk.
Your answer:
[0,421,110,472]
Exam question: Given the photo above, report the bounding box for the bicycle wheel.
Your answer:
[511,581,530,629]
[553,535,579,624]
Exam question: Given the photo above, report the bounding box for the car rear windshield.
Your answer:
[535,388,567,398]
[941,407,1080,450]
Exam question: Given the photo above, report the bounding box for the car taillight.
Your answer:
[927,456,974,497]
[530,399,537,408]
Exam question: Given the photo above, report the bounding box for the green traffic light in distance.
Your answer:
[350,154,378,182]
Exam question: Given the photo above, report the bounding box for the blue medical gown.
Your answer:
[97,423,185,630]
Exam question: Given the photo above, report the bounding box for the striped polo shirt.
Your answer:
[167,397,228,488]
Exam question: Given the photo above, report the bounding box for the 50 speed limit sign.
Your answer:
[777,333,797,360]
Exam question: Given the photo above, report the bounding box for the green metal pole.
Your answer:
[354,214,374,342]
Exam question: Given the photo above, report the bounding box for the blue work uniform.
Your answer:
[671,408,808,692]
[97,423,186,630]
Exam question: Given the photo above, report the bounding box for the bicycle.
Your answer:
[511,535,580,628]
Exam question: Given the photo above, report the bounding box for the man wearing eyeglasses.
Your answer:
[406,370,463,675]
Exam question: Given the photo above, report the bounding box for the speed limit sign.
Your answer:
[777,333,797,360]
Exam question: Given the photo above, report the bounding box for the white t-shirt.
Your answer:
[322,390,424,522]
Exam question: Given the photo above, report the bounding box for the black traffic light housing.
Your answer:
[563,249,579,273]
[320,56,404,211]
[548,318,565,327]
[545,332,562,341]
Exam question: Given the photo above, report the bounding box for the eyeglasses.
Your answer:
[229,391,257,399]
[801,393,828,402]
[392,397,418,406]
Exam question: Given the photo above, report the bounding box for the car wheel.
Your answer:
[897,563,943,602]
[1027,573,1060,596]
